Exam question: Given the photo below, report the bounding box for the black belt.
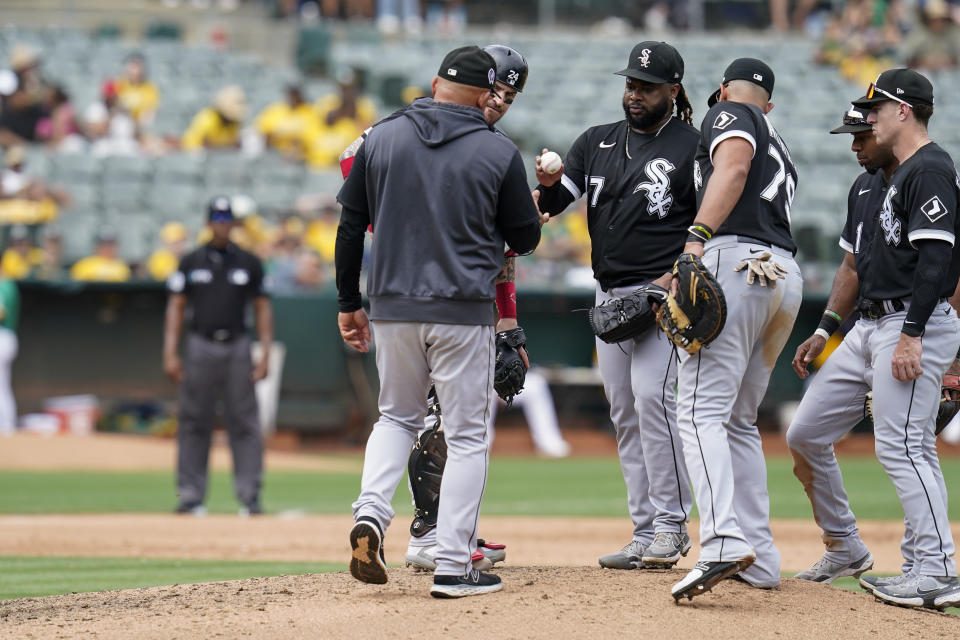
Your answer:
[193,328,241,343]
[857,297,949,320]
[736,235,796,255]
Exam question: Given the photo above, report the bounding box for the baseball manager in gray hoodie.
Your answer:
[336,45,541,598]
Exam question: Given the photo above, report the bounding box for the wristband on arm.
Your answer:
[495,281,517,319]
[686,222,714,245]
[814,309,842,341]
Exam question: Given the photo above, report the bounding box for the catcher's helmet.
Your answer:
[483,44,528,92]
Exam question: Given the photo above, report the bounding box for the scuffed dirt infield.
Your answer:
[2,567,957,640]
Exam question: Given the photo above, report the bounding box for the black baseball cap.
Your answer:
[208,195,234,222]
[615,41,683,84]
[852,68,934,108]
[830,106,872,134]
[437,45,496,89]
[707,58,775,107]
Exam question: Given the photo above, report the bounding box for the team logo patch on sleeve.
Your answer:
[921,195,948,223]
[713,111,737,130]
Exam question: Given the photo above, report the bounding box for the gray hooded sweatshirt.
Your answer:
[336,98,540,325]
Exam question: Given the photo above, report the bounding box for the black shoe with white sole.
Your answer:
[349,516,387,585]
[671,555,756,602]
[430,569,503,598]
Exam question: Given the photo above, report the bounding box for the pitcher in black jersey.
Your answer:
[843,68,960,611]
[535,41,696,571]
[670,58,804,601]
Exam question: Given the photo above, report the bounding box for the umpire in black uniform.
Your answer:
[163,196,273,516]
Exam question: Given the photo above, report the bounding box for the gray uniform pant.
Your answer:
[676,236,802,587]
[352,320,494,577]
[177,333,262,507]
[595,283,692,543]
[788,301,959,577]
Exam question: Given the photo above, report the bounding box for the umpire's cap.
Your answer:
[484,45,528,92]
[615,41,683,84]
[830,107,872,134]
[208,195,235,222]
[708,58,775,107]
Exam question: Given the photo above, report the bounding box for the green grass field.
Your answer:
[2,454,958,601]
[2,455,958,520]
[0,556,340,600]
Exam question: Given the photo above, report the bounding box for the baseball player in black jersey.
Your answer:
[535,41,696,571]
[670,58,803,601]
[786,106,897,585]
[840,69,960,611]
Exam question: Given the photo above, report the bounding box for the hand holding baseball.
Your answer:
[535,148,563,187]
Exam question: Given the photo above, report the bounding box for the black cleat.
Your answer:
[671,555,756,602]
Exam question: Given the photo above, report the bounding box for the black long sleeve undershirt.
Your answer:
[902,239,954,337]
[334,202,369,313]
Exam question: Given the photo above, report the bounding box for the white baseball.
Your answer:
[540,151,562,175]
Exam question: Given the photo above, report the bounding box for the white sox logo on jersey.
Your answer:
[921,195,947,223]
[880,185,901,245]
[693,160,702,191]
[639,48,652,67]
[633,158,676,218]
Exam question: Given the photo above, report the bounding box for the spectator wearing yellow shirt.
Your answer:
[70,229,131,282]
[147,222,189,281]
[0,225,43,279]
[303,201,339,263]
[255,85,315,158]
[115,53,160,127]
[181,86,248,152]
[304,69,376,169]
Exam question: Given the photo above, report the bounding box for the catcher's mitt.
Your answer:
[494,327,527,406]
[589,284,668,344]
[938,373,960,436]
[657,253,727,354]
[408,390,446,538]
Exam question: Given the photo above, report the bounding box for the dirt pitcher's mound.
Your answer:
[1,567,955,640]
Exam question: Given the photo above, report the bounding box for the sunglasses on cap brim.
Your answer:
[866,82,913,108]
[843,108,869,126]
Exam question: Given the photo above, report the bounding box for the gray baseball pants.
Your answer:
[595,282,692,544]
[352,320,494,577]
[676,236,802,587]
[788,301,959,576]
[177,333,262,508]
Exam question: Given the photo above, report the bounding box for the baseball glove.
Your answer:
[657,253,727,354]
[589,283,668,344]
[494,327,527,406]
[733,251,788,287]
[938,373,960,436]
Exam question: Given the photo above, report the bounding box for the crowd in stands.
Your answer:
[275,0,468,36]
[0,42,378,170]
[815,0,960,84]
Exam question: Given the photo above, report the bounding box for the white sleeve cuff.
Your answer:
[907,229,955,247]
[838,237,854,253]
[709,131,757,165]
[561,174,582,199]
